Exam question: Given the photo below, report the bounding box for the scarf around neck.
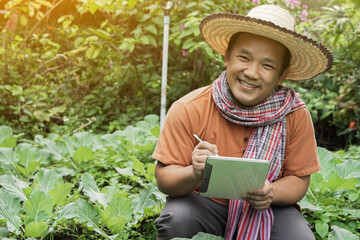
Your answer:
[212,71,305,240]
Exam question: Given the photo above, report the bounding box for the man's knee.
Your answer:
[156,197,197,228]
[155,193,228,240]
[271,205,315,240]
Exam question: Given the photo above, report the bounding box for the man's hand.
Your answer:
[242,180,273,211]
[191,141,218,180]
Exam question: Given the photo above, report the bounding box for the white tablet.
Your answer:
[199,156,270,199]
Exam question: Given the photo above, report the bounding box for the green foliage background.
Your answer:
[0,121,359,239]
[0,0,359,148]
[0,0,359,239]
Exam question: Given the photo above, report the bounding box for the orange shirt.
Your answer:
[152,85,321,205]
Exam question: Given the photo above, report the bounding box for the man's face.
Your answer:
[224,32,288,107]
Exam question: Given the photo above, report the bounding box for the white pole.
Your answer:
[160,6,172,131]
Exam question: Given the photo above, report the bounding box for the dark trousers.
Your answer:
[155,193,315,240]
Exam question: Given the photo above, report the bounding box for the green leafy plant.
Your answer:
[300,146,360,239]
[0,115,165,239]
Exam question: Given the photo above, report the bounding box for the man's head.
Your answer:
[199,4,333,81]
[224,32,290,106]
[226,32,291,77]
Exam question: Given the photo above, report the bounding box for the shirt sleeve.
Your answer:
[152,101,198,167]
[282,108,321,177]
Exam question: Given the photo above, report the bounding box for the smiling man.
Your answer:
[225,32,290,107]
[153,5,333,240]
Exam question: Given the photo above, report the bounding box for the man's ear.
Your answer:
[224,50,228,67]
[278,67,290,85]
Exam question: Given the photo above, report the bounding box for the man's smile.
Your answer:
[237,78,259,90]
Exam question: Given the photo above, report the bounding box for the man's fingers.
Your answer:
[194,141,218,156]
[192,148,215,158]
[242,195,271,210]
[243,180,273,210]
[247,180,272,196]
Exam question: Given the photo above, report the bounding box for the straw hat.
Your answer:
[199,5,333,81]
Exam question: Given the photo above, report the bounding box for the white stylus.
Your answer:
[193,134,219,156]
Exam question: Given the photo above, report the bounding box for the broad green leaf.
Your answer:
[0,227,9,237]
[309,172,324,192]
[315,221,329,238]
[25,221,47,238]
[20,15,27,26]
[81,173,109,208]
[74,37,84,48]
[343,208,360,218]
[140,35,150,45]
[73,132,104,151]
[33,110,51,122]
[61,135,76,157]
[75,199,99,227]
[128,0,137,9]
[0,174,28,201]
[106,216,126,234]
[15,143,41,171]
[151,125,160,137]
[105,196,133,221]
[35,169,62,193]
[329,226,359,240]
[101,134,123,150]
[317,147,335,180]
[115,167,134,176]
[324,173,359,193]
[173,232,224,240]
[145,25,157,35]
[0,189,22,232]
[131,27,142,38]
[89,2,98,14]
[88,28,111,40]
[135,114,159,131]
[0,148,18,171]
[298,196,322,211]
[118,41,135,52]
[0,137,17,148]
[23,191,54,222]
[137,114,161,138]
[118,126,146,146]
[100,197,131,233]
[336,160,360,179]
[48,182,71,206]
[132,158,150,181]
[35,0,52,7]
[0,126,13,142]
[38,138,66,161]
[348,192,359,202]
[86,36,99,42]
[147,163,156,182]
[101,186,119,203]
[183,38,195,50]
[56,202,78,220]
[132,183,158,215]
[54,166,76,177]
[72,146,95,163]
[0,126,16,148]
[86,45,100,59]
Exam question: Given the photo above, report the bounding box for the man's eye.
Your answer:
[263,64,275,70]
[238,56,248,61]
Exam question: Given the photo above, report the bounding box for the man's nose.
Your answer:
[243,62,259,80]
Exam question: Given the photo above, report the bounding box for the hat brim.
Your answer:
[200,13,333,81]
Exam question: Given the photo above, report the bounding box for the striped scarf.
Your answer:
[212,71,305,240]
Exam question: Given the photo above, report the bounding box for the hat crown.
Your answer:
[247,5,295,31]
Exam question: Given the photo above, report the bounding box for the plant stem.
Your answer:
[308,188,317,202]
